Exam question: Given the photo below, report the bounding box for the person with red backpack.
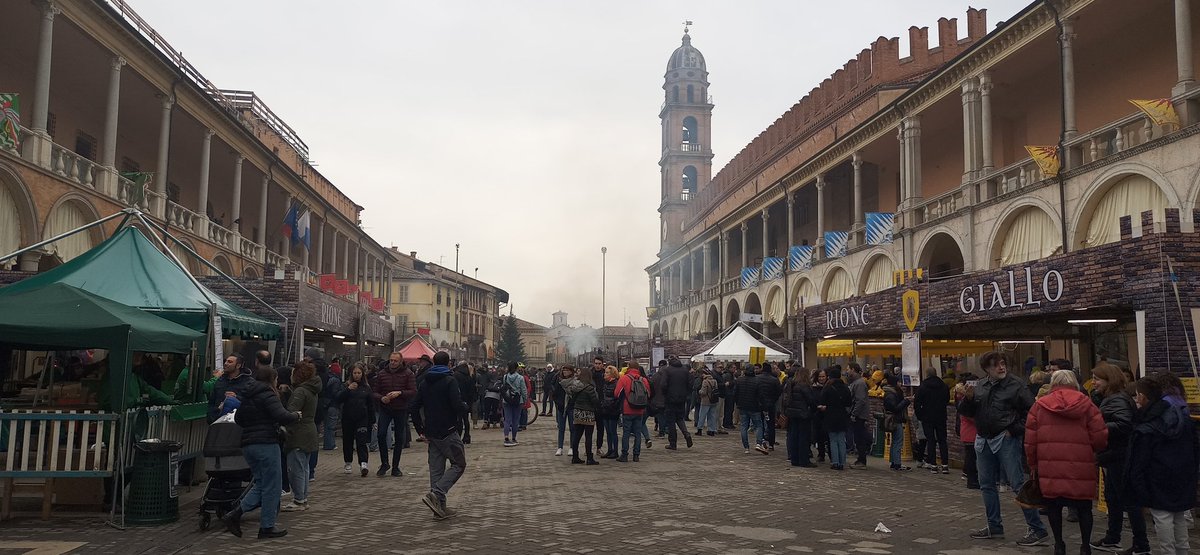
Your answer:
[613,363,651,462]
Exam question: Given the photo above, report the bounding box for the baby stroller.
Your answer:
[197,418,252,530]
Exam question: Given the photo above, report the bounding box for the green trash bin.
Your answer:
[872,414,886,457]
[126,439,183,525]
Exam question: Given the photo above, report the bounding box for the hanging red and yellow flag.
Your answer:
[1025,145,1060,177]
[1128,98,1180,127]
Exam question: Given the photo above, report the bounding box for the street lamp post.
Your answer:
[600,247,609,333]
[455,243,460,274]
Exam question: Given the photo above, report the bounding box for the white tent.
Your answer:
[694,322,791,361]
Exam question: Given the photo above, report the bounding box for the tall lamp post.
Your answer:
[601,246,607,345]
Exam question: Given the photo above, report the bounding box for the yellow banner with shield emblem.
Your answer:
[902,289,920,332]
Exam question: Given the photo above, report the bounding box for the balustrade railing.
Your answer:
[49,144,97,189]
[917,188,965,224]
[166,201,199,232]
[238,235,263,262]
[681,143,703,152]
[265,250,287,268]
[204,220,234,248]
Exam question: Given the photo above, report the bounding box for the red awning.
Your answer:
[396,334,436,362]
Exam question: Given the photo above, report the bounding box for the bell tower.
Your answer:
[659,27,714,255]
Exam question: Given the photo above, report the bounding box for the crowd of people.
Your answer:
[199,346,1197,555]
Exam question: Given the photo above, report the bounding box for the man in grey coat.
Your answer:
[846,363,873,469]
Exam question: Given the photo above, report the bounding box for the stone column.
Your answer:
[906,117,922,199]
[1178,0,1196,94]
[330,228,338,275]
[960,77,980,183]
[739,221,748,269]
[715,230,724,279]
[815,175,826,254]
[197,129,214,228]
[897,123,908,202]
[1061,19,1077,138]
[282,193,293,255]
[341,237,349,278]
[649,275,657,306]
[663,267,672,300]
[352,244,360,286]
[385,267,393,309]
[701,243,710,287]
[689,251,697,294]
[26,1,59,166]
[230,155,244,236]
[851,152,864,231]
[315,219,324,272]
[677,260,684,299]
[979,73,994,173]
[786,192,795,250]
[761,209,770,261]
[256,175,268,246]
[100,56,125,196]
[154,95,172,217]
[18,251,41,272]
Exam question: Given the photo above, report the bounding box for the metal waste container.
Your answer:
[126,439,183,525]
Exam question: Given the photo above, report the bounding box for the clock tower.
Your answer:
[659,29,714,255]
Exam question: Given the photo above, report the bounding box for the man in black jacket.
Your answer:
[411,352,467,520]
[758,364,783,451]
[721,364,737,429]
[957,351,1047,546]
[735,365,768,454]
[658,357,694,450]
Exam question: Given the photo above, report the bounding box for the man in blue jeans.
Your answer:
[370,352,416,477]
[613,363,649,462]
[735,365,768,454]
[552,365,575,456]
[957,351,1047,547]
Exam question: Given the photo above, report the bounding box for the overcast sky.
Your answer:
[133,0,1029,328]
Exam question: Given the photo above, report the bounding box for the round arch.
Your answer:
[764,285,786,328]
[706,304,720,336]
[691,310,702,338]
[744,292,763,333]
[669,317,678,340]
[212,254,233,276]
[166,238,204,276]
[681,314,690,339]
[917,230,966,279]
[858,252,897,295]
[1074,168,1176,249]
[822,266,854,303]
[0,163,39,265]
[42,194,103,264]
[791,277,819,310]
[725,298,741,327]
[985,199,1063,269]
[243,265,260,279]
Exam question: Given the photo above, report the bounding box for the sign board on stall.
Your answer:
[212,314,223,372]
[749,346,766,365]
[741,313,763,324]
[901,331,921,386]
[651,347,665,366]
[1180,377,1200,405]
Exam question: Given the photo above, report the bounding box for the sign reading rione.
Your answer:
[959,267,1064,314]
[826,303,870,331]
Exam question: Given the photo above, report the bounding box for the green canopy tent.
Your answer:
[0,283,203,412]
[0,227,280,340]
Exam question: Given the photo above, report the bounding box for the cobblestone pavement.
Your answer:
[0,418,1165,554]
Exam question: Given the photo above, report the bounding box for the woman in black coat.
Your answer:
[597,365,621,459]
[339,363,374,477]
[226,366,300,539]
[913,369,950,473]
[811,369,830,462]
[1090,363,1146,553]
[782,366,818,467]
[817,366,852,470]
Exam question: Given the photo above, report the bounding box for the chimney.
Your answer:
[937,17,958,49]
[908,26,929,63]
[967,7,987,40]
[410,251,417,258]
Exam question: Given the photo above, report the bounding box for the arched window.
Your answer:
[862,256,896,295]
[682,166,697,201]
[682,116,698,144]
[687,85,695,103]
[1083,174,1168,247]
[44,200,95,262]
[998,207,1057,266]
[0,182,22,265]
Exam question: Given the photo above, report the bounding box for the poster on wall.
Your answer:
[901,331,921,386]
[651,347,665,367]
[212,314,223,373]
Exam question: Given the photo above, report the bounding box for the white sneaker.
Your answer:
[344,463,353,474]
[555,448,563,456]
[566,448,573,457]
[281,501,308,512]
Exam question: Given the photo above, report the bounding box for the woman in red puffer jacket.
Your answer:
[1025,370,1108,555]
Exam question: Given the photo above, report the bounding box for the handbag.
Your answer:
[775,412,789,429]
[1015,471,1045,509]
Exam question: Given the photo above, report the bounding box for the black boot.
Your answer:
[222,507,243,538]
[586,454,600,465]
[258,527,288,539]
[1053,541,1066,555]
[571,456,584,464]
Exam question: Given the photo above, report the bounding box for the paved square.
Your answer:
[0,419,1140,554]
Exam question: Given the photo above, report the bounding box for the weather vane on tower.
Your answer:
[683,20,693,34]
